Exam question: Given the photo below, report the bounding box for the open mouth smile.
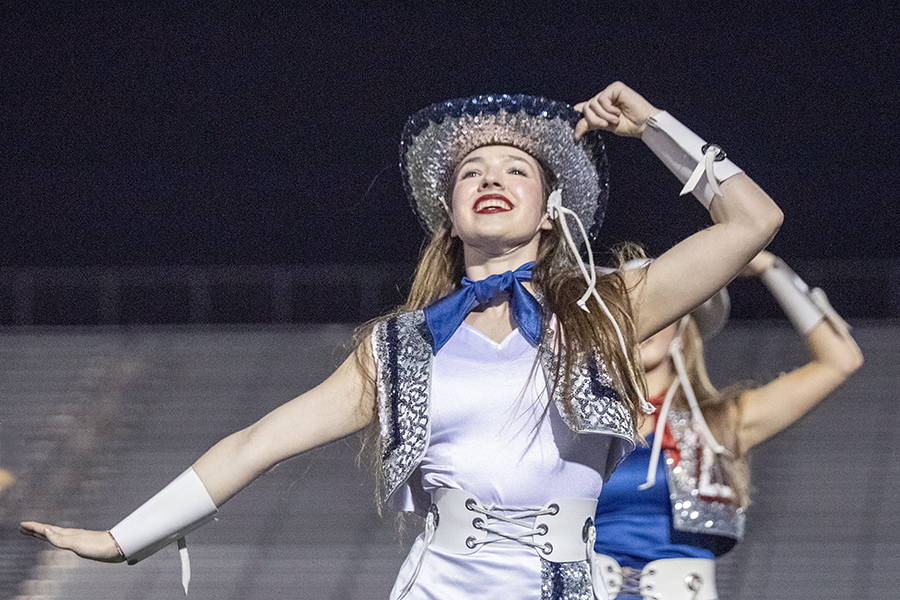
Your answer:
[474,194,514,214]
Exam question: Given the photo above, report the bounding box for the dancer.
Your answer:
[592,251,863,600]
[21,82,783,599]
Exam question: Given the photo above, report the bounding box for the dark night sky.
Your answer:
[2,1,898,268]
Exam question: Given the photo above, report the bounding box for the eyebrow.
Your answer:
[456,154,535,172]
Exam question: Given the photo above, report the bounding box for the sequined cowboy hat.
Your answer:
[690,287,730,340]
[399,94,610,241]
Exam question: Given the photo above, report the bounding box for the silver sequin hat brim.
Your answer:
[400,94,609,241]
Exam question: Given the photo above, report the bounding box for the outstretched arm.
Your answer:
[21,347,376,561]
[194,351,374,505]
[734,251,863,452]
[575,82,784,341]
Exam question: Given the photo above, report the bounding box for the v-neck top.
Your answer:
[419,322,609,508]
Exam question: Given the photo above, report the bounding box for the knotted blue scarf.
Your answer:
[423,262,543,354]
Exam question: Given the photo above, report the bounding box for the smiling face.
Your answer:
[448,145,552,261]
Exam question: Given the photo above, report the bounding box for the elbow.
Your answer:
[758,203,784,241]
[835,333,864,377]
[844,346,864,376]
[824,345,864,382]
[742,179,783,242]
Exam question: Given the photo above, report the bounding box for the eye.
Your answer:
[459,169,479,179]
[509,167,529,176]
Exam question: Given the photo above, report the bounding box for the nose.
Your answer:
[479,169,504,189]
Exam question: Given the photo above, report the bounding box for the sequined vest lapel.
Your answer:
[665,407,744,548]
[372,309,635,515]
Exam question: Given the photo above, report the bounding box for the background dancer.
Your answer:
[593,250,862,599]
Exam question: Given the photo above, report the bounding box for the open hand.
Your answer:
[20,521,125,563]
[574,81,660,140]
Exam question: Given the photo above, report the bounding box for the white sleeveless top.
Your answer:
[389,323,611,599]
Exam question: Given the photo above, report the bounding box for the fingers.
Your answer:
[574,81,658,139]
[573,86,625,140]
[20,521,71,548]
[20,521,51,542]
[596,91,623,119]
[42,525,71,548]
[20,521,122,562]
[574,96,619,139]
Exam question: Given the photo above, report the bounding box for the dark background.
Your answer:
[2,1,897,269]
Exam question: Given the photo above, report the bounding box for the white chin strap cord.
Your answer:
[395,510,437,600]
[546,190,654,415]
[640,315,727,489]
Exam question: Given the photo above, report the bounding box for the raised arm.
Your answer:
[575,82,784,341]
[21,346,376,562]
[733,251,863,452]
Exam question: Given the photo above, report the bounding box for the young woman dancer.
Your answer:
[593,251,862,599]
[21,82,783,599]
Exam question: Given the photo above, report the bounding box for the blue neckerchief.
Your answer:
[423,262,542,354]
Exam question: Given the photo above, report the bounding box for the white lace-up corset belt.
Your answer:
[430,488,598,562]
[594,554,718,600]
[395,489,603,600]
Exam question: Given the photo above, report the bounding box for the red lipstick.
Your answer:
[474,194,513,214]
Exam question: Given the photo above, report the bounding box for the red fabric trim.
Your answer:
[650,393,682,466]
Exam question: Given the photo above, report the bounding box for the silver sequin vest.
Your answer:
[371,309,636,515]
[665,407,745,547]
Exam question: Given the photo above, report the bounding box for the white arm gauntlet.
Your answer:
[109,467,217,565]
[760,258,850,335]
[642,111,744,209]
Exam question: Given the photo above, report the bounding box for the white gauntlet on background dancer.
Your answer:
[760,257,851,335]
[108,467,218,594]
[642,111,744,209]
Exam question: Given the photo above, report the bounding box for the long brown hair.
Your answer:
[353,159,647,512]
[672,317,751,508]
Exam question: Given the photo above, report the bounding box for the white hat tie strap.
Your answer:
[669,317,726,455]
[639,376,680,490]
[547,190,654,415]
[638,316,726,491]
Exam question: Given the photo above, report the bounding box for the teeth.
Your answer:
[475,198,512,211]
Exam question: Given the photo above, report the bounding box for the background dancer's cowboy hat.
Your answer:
[400,94,609,241]
[690,287,730,340]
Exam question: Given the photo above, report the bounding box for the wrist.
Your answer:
[641,111,743,209]
[107,530,126,561]
[760,258,833,334]
[635,108,662,137]
[109,467,217,564]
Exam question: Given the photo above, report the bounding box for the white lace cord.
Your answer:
[177,537,190,595]
[586,525,604,600]
[669,318,726,455]
[546,190,598,310]
[467,505,557,550]
[395,510,437,600]
[638,375,680,490]
[680,145,723,199]
[546,190,654,415]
